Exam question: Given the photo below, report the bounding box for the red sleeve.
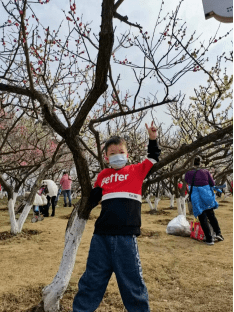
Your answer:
[132,158,155,181]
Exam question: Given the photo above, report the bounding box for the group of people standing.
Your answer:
[36,171,73,217]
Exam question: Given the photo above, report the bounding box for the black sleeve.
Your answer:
[147,139,161,162]
[88,187,102,210]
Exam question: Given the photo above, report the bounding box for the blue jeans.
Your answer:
[73,234,150,312]
[63,190,71,206]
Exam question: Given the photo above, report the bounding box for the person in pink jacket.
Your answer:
[60,171,72,207]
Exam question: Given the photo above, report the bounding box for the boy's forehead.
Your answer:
[107,143,127,152]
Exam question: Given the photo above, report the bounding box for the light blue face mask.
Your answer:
[109,154,128,169]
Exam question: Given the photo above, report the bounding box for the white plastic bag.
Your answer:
[166,215,191,237]
[33,193,44,206]
[41,194,48,205]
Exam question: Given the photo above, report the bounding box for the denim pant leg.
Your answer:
[73,235,113,312]
[67,189,72,205]
[63,190,67,205]
[113,236,150,312]
[206,208,221,235]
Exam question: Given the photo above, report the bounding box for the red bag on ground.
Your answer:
[190,218,205,241]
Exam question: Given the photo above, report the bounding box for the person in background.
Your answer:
[60,171,72,207]
[185,156,224,245]
[41,179,58,217]
[38,185,47,215]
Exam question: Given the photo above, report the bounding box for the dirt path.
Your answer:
[0,196,232,312]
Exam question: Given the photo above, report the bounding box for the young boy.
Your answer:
[73,122,161,312]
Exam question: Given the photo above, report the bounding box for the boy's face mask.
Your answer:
[109,154,128,169]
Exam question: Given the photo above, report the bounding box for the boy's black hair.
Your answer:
[194,156,201,166]
[103,136,127,155]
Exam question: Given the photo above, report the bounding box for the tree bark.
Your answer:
[8,193,19,234]
[43,201,87,312]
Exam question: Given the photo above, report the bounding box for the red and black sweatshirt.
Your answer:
[89,139,161,236]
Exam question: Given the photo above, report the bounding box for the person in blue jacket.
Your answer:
[73,122,161,312]
[185,156,224,245]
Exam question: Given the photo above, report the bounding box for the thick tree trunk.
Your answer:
[29,0,115,309]
[43,207,87,312]
[17,203,34,232]
[8,193,19,234]
[40,135,93,311]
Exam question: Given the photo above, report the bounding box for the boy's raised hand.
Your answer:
[145,121,157,140]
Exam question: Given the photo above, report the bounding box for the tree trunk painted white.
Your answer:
[164,190,171,199]
[154,197,160,211]
[17,203,33,232]
[145,194,154,210]
[42,216,87,312]
[170,194,175,208]
[180,196,186,217]
[8,192,33,234]
[8,194,19,234]
[176,198,183,215]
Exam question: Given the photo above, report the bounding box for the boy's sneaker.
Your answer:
[206,240,214,246]
[216,234,224,241]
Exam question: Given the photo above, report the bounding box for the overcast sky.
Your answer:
[35,0,233,127]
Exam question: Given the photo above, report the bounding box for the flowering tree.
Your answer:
[0,104,65,233]
[0,0,232,310]
[142,66,233,210]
